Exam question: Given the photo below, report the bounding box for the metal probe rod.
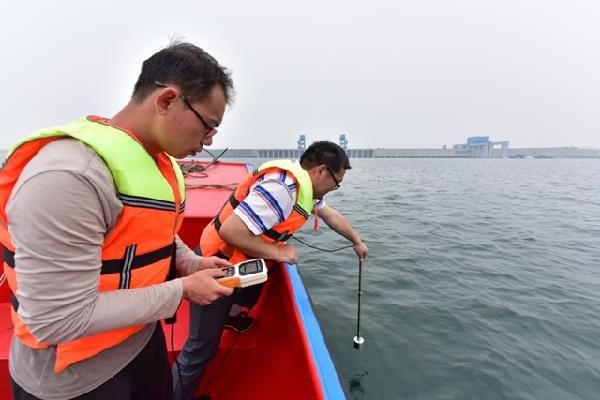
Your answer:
[353,258,365,350]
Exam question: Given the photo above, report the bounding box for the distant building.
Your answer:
[297,134,306,157]
[453,136,509,158]
[339,134,348,150]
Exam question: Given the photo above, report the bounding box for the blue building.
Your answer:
[454,136,509,158]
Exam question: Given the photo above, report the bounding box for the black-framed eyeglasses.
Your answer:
[154,81,218,138]
[326,166,341,190]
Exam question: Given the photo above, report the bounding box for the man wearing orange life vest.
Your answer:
[173,141,369,400]
[1,42,235,400]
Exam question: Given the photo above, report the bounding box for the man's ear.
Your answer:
[308,165,324,178]
[154,88,178,115]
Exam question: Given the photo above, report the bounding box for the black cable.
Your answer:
[292,235,368,350]
[291,235,354,253]
[172,323,185,400]
[199,331,240,397]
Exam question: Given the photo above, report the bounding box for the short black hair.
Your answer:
[300,141,351,172]
[132,41,234,104]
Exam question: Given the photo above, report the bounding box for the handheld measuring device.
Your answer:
[216,258,268,288]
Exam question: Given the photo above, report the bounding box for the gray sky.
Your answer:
[2,0,599,150]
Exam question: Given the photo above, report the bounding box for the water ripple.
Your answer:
[298,158,600,400]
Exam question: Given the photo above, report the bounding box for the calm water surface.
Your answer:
[297,158,600,400]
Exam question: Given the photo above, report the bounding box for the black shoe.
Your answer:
[224,311,254,333]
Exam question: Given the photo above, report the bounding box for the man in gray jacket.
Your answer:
[3,41,234,400]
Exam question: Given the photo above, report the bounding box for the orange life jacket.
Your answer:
[0,116,186,372]
[200,160,314,264]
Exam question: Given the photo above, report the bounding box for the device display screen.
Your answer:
[240,260,261,275]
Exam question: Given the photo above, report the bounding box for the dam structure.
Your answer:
[2,136,598,164]
[197,135,600,159]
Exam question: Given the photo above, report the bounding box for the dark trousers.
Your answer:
[11,324,173,400]
[172,284,264,400]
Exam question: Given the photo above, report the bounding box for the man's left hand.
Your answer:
[196,256,233,271]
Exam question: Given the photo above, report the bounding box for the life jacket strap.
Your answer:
[4,243,174,276]
[100,243,173,274]
[213,193,241,232]
[10,293,19,311]
[263,229,292,244]
[3,247,14,268]
[3,249,19,311]
[164,241,178,325]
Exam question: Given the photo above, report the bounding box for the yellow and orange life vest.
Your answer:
[200,160,314,264]
[0,116,186,372]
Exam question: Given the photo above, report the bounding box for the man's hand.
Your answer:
[180,269,233,305]
[353,241,369,261]
[275,244,298,264]
[195,256,233,271]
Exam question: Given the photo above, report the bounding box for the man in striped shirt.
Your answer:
[173,141,368,400]
[235,166,325,243]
